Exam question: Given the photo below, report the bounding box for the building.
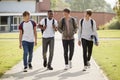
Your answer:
[0,0,49,32]
[0,0,116,32]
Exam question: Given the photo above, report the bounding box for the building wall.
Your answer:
[53,11,116,28]
[0,0,36,13]
[36,0,50,12]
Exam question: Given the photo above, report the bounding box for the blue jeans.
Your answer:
[22,41,34,67]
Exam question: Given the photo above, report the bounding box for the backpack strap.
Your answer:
[90,19,94,31]
[52,19,55,25]
[45,18,47,26]
[80,19,84,34]
[61,18,65,29]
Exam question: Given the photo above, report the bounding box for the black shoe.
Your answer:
[47,65,53,70]
[23,67,27,72]
[28,63,32,69]
[43,60,47,67]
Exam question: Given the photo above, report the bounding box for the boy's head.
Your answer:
[48,10,54,19]
[85,9,92,18]
[23,11,30,21]
[63,8,71,17]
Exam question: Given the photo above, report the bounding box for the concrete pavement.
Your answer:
[1,33,109,80]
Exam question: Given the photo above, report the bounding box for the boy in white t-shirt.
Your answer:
[19,11,37,72]
[39,10,58,70]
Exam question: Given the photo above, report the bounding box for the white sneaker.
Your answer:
[69,61,72,68]
[82,66,87,71]
[64,65,69,70]
[87,61,90,68]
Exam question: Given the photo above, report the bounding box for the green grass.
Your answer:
[0,32,42,39]
[0,33,42,77]
[97,30,120,38]
[93,40,120,80]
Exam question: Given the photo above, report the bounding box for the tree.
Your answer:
[113,0,120,19]
[68,0,113,12]
[50,0,70,11]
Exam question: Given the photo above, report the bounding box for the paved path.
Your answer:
[1,33,109,80]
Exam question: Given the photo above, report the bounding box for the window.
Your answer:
[1,16,7,25]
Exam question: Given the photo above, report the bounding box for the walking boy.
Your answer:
[78,9,99,71]
[39,10,58,70]
[58,8,78,70]
[19,11,37,72]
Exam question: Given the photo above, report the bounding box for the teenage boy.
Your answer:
[78,9,99,71]
[19,11,37,72]
[58,8,78,70]
[39,10,58,70]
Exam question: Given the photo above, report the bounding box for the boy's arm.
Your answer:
[93,20,99,46]
[34,26,37,46]
[19,30,23,49]
[74,18,78,33]
[53,20,58,32]
[58,19,63,33]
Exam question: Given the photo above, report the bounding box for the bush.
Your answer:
[99,17,120,30]
[107,18,120,29]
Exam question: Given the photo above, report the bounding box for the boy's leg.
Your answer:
[62,40,69,65]
[22,41,29,68]
[81,39,88,66]
[28,42,34,65]
[42,38,49,67]
[48,38,54,66]
[69,39,74,61]
[88,41,93,61]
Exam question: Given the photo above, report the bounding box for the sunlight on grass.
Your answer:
[93,40,120,80]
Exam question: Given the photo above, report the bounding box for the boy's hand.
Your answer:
[19,44,22,49]
[78,41,81,46]
[96,42,99,46]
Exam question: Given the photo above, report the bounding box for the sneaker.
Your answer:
[47,65,53,70]
[69,61,72,68]
[23,67,27,72]
[43,60,47,67]
[87,61,90,68]
[64,65,69,70]
[82,66,87,71]
[28,63,32,69]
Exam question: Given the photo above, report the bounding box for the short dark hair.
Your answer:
[48,10,53,13]
[23,11,30,17]
[63,8,70,13]
[86,9,92,16]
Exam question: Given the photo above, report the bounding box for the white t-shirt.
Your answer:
[19,20,36,42]
[40,18,58,38]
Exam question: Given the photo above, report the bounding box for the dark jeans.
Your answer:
[22,41,34,67]
[62,39,74,65]
[81,38,93,66]
[42,37,54,66]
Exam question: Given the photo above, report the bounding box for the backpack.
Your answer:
[61,17,75,30]
[41,18,55,34]
[80,18,94,34]
[20,20,35,34]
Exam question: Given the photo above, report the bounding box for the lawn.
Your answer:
[93,40,120,80]
[97,30,120,38]
[0,32,42,77]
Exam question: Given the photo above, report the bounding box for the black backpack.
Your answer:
[80,18,94,34]
[61,17,75,30]
[41,18,55,34]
